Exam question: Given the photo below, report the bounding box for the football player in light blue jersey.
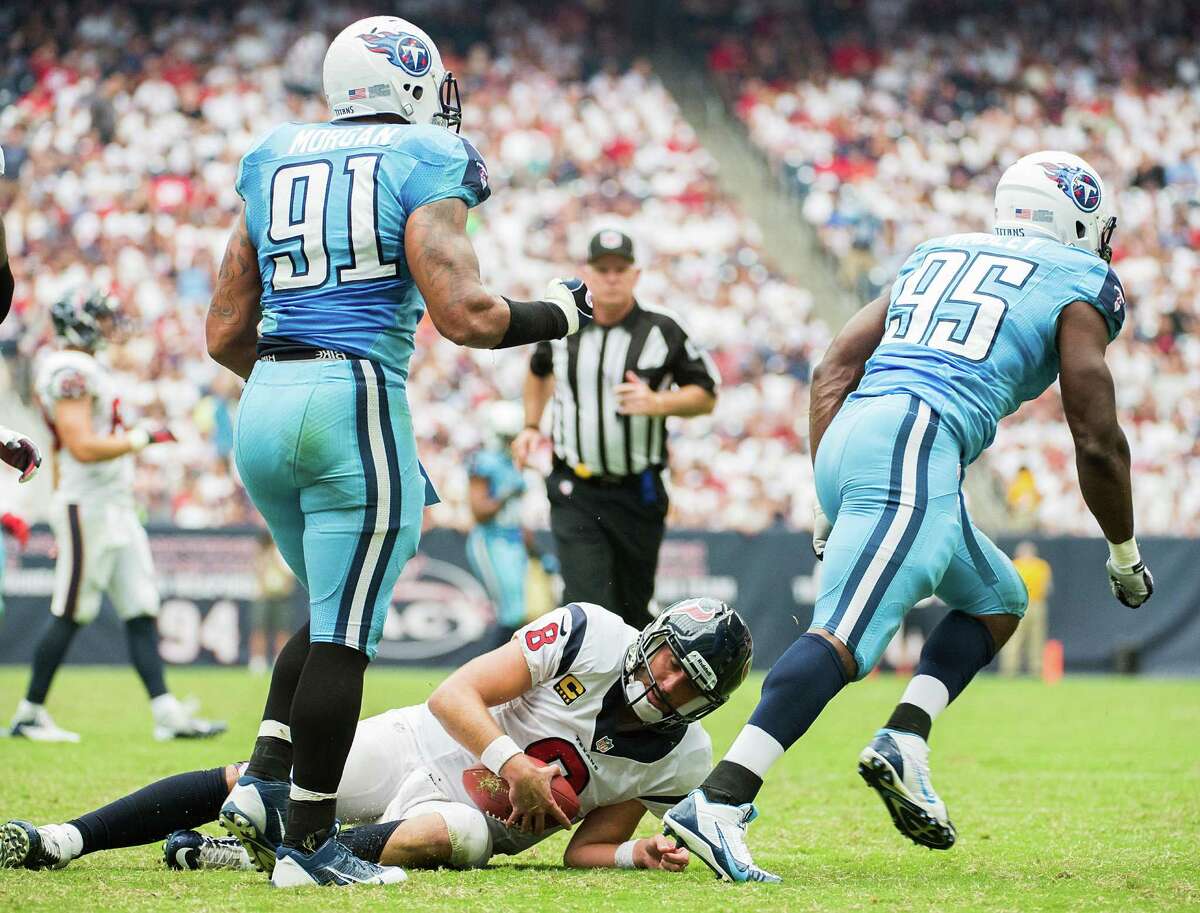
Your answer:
[664,151,1155,882]
[466,402,531,648]
[205,16,594,889]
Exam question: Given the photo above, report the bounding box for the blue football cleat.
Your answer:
[164,829,253,870]
[270,824,407,888]
[859,728,956,850]
[662,789,780,883]
[218,775,289,874]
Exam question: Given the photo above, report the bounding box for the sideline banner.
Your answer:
[1,527,1196,675]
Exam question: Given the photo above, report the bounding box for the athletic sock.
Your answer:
[283,791,337,852]
[245,726,293,783]
[701,633,848,805]
[26,616,81,705]
[282,642,368,849]
[67,767,229,856]
[125,616,167,698]
[335,822,402,864]
[244,623,310,782]
[887,610,997,740]
[885,701,933,741]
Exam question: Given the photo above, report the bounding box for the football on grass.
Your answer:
[462,758,581,822]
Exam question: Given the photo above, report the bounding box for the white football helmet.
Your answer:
[322,16,461,131]
[993,151,1116,262]
[486,401,525,444]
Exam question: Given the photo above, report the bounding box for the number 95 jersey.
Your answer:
[853,232,1127,464]
[236,121,490,381]
[398,602,713,856]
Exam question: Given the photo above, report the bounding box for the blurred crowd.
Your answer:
[0,1,827,533]
[692,0,1200,533]
[3,1,1197,535]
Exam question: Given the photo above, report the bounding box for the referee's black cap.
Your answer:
[587,228,635,263]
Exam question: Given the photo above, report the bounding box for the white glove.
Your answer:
[0,146,6,176]
[812,502,832,560]
[1105,558,1154,609]
[543,277,593,335]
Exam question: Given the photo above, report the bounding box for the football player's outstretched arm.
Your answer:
[206,206,263,380]
[427,640,573,833]
[54,397,154,463]
[406,198,591,349]
[1058,301,1133,542]
[563,799,690,871]
[1059,300,1152,608]
[809,295,888,461]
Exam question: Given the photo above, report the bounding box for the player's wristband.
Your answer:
[1107,537,1140,570]
[496,298,569,349]
[614,839,638,869]
[481,734,522,776]
[127,427,151,452]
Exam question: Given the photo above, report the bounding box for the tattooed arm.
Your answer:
[404,198,512,347]
[206,206,263,379]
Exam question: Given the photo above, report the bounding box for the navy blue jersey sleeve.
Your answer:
[1073,260,1126,342]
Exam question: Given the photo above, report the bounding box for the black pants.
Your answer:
[547,464,667,629]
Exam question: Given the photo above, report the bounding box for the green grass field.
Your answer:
[0,666,1197,913]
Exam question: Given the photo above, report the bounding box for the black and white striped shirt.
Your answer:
[530,301,720,478]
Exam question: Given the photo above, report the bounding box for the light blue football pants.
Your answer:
[466,526,528,628]
[235,358,426,659]
[813,393,1027,679]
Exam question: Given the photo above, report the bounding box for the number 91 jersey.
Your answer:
[852,232,1127,464]
[400,602,712,856]
[236,121,490,381]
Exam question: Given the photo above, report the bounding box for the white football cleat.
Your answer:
[859,728,956,849]
[270,824,407,888]
[9,706,80,743]
[151,696,227,741]
[662,789,780,883]
[0,821,78,869]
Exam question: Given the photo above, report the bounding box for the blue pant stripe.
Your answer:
[825,396,921,633]
[958,492,999,587]
[844,409,940,649]
[356,365,403,652]
[335,361,379,645]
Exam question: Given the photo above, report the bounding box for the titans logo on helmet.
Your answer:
[1039,161,1101,213]
[358,31,432,77]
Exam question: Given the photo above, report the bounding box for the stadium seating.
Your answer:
[691,2,1200,534]
[3,2,1195,533]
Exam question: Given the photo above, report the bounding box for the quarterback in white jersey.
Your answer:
[9,290,223,743]
[2,600,754,877]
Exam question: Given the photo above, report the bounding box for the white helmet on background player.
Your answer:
[993,151,1117,262]
[322,16,461,131]
[485,401,525,445]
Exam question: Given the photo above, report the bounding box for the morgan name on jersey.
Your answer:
[35,349,135,503]
[235,120,489,379]
[400,603,712,855]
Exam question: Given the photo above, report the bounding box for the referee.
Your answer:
[512,229,719,627]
